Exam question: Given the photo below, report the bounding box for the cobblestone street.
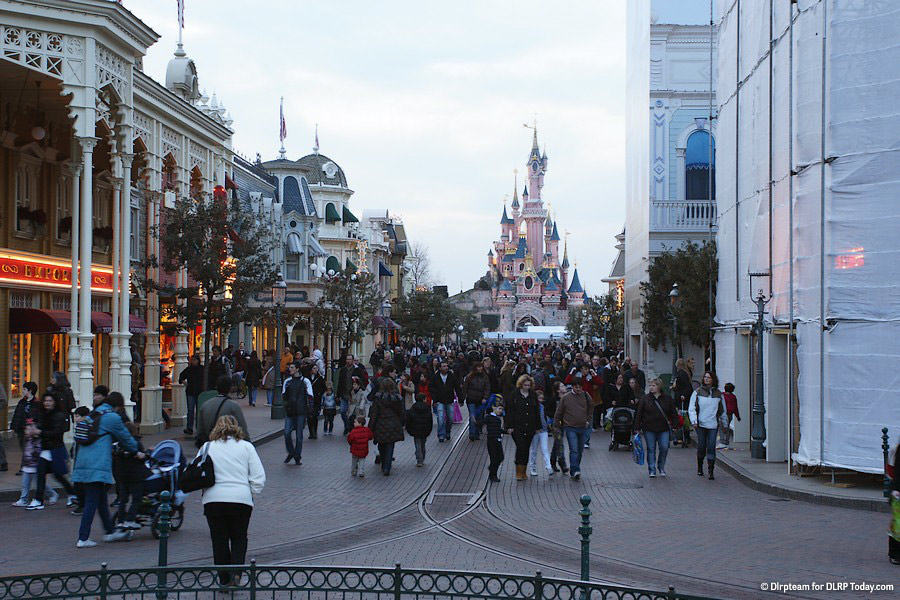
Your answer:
[0,422,896,599]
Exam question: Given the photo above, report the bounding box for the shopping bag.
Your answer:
[452,400,464,424]
[632,433,645,466]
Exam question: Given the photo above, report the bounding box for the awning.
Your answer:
[372,315,402,330]
[342,206,359,223]
[325,255,341,274]
[378,261,394,277]
[286,232,304,255]
[308,236,327,257]
[225,173,239,190]
[8,309,147,334]
[325,203,341,224]
[345,258,357,273]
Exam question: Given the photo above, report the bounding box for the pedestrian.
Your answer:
[461,361,491,441]
[688,371,725,480]
[244,350,262,407]
[10,381,39,474]
[554,376,592,481]
[634,378,677,478]
[46,372,76,420]
[71,392,142,547]
[527,389,553,477]
[281,361,311,465]
[546,380,568,474]
[368,378,405,476]
[347,377,369,427]
[262,357,276,406]
[671,358,694,448]
[113,420,146,530]
[12,418,41,506]
[484,400,505,482]
[207,345,232,390]
[504,374,542,481]
[405,393,433,467]
[322,382,337,435]
[308,362,326,439]
[400,373,416,411]
[69,406,89,514]
[346,416,374,477]
[721,382,741,449]
[429,360,460,443]
[335,355,357,434]
[197,376,250,447]
[179,355,204,435]
[200,415,266,586]
[30,391,77,510]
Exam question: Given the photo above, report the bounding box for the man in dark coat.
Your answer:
[405,394,433,466]
[429,360,460,443]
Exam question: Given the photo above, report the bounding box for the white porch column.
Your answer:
[169,329,190,427]
[118,153,135,411]
[77,137,98,406]
[66,161,82,402]
[108,153,122,391]
[141,195,164,433]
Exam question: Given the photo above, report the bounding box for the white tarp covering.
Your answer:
[714,0,900,473]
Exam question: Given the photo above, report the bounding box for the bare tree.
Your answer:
[407,240,433,291]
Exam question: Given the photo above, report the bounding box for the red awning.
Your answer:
[8,309,146,334]
[225,173,239,190]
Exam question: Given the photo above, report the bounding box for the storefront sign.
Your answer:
[0,252,113,292]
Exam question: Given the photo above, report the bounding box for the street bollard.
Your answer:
[156,490,172,599]
[578,495,592,599]
[884,427,892,498]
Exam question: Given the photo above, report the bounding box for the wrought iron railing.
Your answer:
[0,563,714,600]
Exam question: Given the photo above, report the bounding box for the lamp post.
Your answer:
[750,289,770,459]
[581,308,588,347]
[382,298,392,346]
[457,323,464,347]
[601,308,610,351]
[271,272,287,420]
[669,283,680,379]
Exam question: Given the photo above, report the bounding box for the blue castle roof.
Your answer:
[567,269,584,294]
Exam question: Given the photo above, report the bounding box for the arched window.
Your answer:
[685,130,715,201]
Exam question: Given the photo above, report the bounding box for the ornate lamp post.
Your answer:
[270,272,287,420]
[750,288,770,459]
[457,323,464,346]
[669,283,680,378]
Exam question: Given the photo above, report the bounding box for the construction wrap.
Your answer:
[714,0,900,473]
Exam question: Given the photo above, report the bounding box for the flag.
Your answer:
[279,98,287,143]
[177,0,185,29]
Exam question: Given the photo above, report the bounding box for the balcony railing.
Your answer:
[650,201,717,231]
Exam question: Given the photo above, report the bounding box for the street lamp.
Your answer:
[382,298,392,345]
[750,288,770,459]
[669,282,680,378]
[271,272,287,420]
[601,308,610,351]
[457,323,464,346]
[581,308,588,347]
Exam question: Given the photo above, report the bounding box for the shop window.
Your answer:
[51,295,71,311]
[52,333,68,375]
[285,253,300,281]
[10,292,35,308]
[10,334,32,397]
[91,298,109,312]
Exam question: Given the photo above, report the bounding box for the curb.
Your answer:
[716,453,890,513]
[0,427,284,504]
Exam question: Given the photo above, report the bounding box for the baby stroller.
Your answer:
[608,407,635,451]
[140,440,187,539]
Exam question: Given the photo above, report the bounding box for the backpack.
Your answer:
[74,409,107,446]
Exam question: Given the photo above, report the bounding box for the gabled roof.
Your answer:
[499,279,513,292]
[567,269,584,294]
[544,277,559,292]
[550,221,560,241]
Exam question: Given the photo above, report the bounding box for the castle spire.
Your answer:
[561,239,570,269]
[511,169,520,209]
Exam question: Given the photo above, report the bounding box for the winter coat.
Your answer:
[245,357,263,388]
[504,389,543,434]
[347,425,374,458]
[37,407,69,450]
[723,392,740,418]
[368,392,405,445]
[405,400,433,438]
[197,396,250,443]
[72,404,137,484]
[461,372,491,406]
[429,371,460,405]
[178,363,205,397]
[46,384,76,416]
[114,437,148,484]
[672,368,693,409]
[634,393,677,433]
[312,349,326,375]
[554,391,593,430]
[608,384,635,408]
[283,376,309,417]
[349,388,369,418]
[11,397,37,436]
[688,386,725,429]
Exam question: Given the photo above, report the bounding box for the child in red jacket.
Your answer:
[346,416,374,478]
[721,383,741,449]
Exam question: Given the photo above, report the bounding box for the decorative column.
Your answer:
[77,137,98,407]
[65,160,82,401]
[169,329,189,428]
[141,193,164,433]
[118,153,135,411]
[108,152,122,391]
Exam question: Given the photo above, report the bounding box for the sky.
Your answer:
[132,0,627,296]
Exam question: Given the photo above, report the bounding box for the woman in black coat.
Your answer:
[461,363,491,441]
[308,364,326,439]
[503,374,543,481]
[244,351,262,407]
[368,378,405,476]
[32,392,76,508]
[405,394,434,467]
[634,378,677,478]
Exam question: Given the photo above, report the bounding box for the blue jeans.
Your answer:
[697,427,718,462]
[643,430,670,473]
[284,415,307,458]
[340,398,350,434]
[379,443,395,474]
[186,395,198,431]
[79,483,114,542]
[467,403,482,439]
[564,427,589,474]
[248,386,258,406]
[434,403,453,440]
[266,389,274,406]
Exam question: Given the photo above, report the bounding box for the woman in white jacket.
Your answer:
[688,371,725,480]
[201,415,266,585]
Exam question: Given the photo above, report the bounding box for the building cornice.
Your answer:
[134,70,232,144]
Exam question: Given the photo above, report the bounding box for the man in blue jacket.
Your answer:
[72,388,143,548]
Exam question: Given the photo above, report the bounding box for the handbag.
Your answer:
[632,433,645,466]
[452,400,464,424]
[181,442,216,493]
[49,446,69,476]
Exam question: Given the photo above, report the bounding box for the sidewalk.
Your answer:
[716,442,890,513]
[0,401,283,502]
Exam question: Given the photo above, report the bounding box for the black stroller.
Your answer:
[608,407,635,451]
[139,440,187,538]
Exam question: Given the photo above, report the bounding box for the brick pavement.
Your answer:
[0,420,897,600]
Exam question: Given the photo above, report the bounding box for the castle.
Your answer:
[485,130,585,331]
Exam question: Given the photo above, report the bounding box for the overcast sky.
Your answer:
[133,0,627,295]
